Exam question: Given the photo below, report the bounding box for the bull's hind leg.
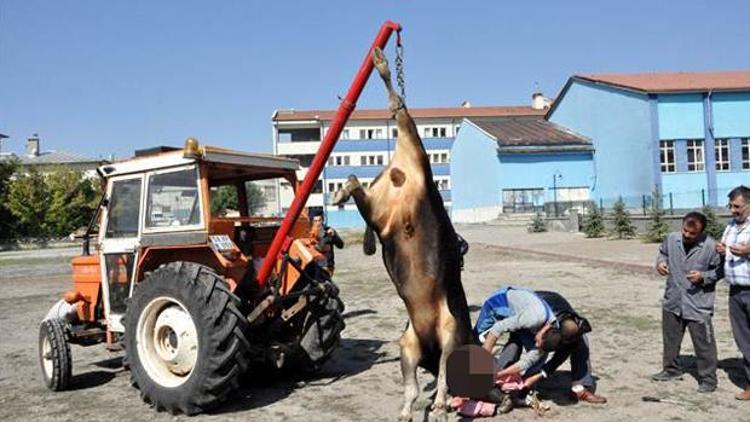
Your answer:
[372,48,425,161]
[398,323,422,422]
[372,47,405,117]
[430,321,459,422]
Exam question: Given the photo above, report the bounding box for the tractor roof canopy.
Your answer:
[99,141,299,185]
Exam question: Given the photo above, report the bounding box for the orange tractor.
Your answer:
[37,21,403,415]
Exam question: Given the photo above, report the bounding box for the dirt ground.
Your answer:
[2,229,750,422]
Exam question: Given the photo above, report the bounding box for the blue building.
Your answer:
[451,71,750,222]
[272,104,546,227]
[451,117,593,222]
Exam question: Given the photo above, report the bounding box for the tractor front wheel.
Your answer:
[124,262,250,415]
[38,318,72,391]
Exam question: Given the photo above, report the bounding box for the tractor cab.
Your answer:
[87,139,313,332]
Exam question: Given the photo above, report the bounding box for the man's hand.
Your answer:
[656,262,670,276]
[687,270,703,285]
[716,241,727,255]
[482,332,498,353]
[730,242,750,258]
[326,227,335,236]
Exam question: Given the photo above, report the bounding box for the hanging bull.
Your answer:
[332,47,474,421]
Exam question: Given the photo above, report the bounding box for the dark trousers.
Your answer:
[495,334,595,389]
[543,335,595,389]
[661,308,717,386]
[729,287,750,388]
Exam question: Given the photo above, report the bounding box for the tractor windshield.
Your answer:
[145,166,203,230]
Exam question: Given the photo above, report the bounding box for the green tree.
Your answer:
[528,212,547,233]
[611,196,636,239]
[45,167,99,237]
[211,185,238,216]
[7,168,49,238]
[210,182,266,217]
[0,159,19,240]
[643,190,670,243]
[702,206,726,240]
[583,201,606,238]
[246,182,266,214]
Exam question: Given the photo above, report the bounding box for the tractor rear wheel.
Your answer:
[124,262,250,415]
[38,318,72,391]
[289,280,345,372]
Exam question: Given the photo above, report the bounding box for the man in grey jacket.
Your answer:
[653,211,723,393]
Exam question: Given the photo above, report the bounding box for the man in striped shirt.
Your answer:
[718,185,750,400]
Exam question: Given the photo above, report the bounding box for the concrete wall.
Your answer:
[713,92,750,138]
[548,80,654,206]
[658,94,705,139]
[450,121,501,222]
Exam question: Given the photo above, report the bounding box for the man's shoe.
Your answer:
[697,383,716,393]
[651,370,683,382]
[573,388,608,404]
[735,389,750,400]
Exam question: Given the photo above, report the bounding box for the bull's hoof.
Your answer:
[330,189,348,206]
[427,407,447,422]
[397,414,412,422]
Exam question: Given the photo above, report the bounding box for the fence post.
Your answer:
[669,193,674,215]
[599,198,604,213]
[642,195,647,216]
[702,189,706,207]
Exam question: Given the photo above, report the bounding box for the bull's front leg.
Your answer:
[398,323,422,422]
[331,175,372,216]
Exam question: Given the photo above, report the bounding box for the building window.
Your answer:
[715,139,730,171]
[391,128,398,138]
[358,128,384,140]
[328,155,350,166]
[660,140,675,173]
[433,179,450,190]
[743,139,750,170]
[423,127,447,138]
[340,129,350,140]
[359,155,383,166]
[441,153,449,163]
[686,139,704,172]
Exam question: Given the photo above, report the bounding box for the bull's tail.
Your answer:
[363,225,377,255]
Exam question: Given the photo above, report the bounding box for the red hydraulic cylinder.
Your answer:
[256,21,402,288]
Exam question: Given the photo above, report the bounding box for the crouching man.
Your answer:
[521,291,607,404]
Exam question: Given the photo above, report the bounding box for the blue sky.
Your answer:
[1,1,749,158]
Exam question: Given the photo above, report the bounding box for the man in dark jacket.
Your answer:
[519,290,607,404]
[653,211,722,393]
[311,211,344,275]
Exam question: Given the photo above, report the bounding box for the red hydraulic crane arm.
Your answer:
[256,21,402,288]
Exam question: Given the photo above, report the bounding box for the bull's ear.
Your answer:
[389,167,406,187]
[363,225,377,255]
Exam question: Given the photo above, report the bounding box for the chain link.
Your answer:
[395,43,406,100]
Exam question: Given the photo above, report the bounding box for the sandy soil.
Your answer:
[1,234,749,422]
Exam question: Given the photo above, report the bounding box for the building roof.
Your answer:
[2,150,104,165]
[575,70,750,94]
[273,105,546,122]
[467,117,592,153]
[25,150,103,165]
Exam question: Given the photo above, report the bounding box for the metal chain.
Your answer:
[395,42,406,100]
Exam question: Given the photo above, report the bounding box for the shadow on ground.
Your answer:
[537,370,600,406]
[719,357,747,389]
[211,337,388,414]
